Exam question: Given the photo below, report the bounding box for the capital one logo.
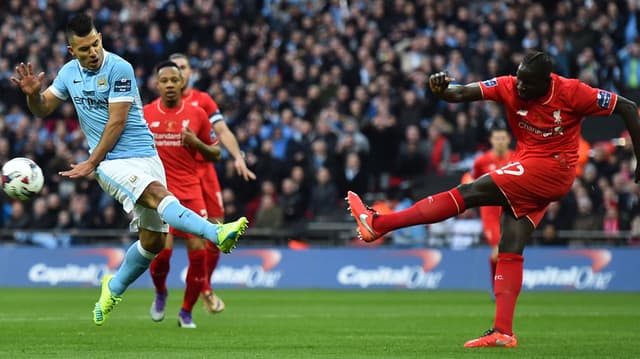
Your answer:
[337,249,444,289]
[204,249,283,288]
[28,248,125,286]
[522,249,614,290]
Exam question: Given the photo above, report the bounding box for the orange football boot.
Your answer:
[346,191,381,242]
[464,329,518,348]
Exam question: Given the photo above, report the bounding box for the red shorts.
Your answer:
[479,206,501,246]
[170,197,208,239]
[197,162,224,218]
[489,156,575,227]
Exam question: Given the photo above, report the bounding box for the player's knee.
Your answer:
[498,236,526,254]
[139,230,165,254]
[139,181,171,209]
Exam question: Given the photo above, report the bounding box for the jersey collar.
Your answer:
[539,73,556,105]
[156,98,185,115]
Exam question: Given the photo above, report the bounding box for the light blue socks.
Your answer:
[157,195,219,243]
[109,241,155,295]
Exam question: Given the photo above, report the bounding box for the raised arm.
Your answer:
[429,71,483,103]
[11,62,63,117]
[613,95,640,182]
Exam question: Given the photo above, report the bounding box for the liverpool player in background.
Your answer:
[347,51,640,347]
[471,126,513,296]
[149,53,257,316]
[144,60,222,328]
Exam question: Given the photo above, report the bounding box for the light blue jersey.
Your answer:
[49,50,156,160]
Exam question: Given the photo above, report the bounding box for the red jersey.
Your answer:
[143,99,213,199]
[479,74,617,167]
[472,150,514,179]
[182,88,224,147]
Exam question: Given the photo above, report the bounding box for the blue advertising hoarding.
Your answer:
[0,247,637,291]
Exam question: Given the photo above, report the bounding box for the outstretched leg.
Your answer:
[347,175,507,242]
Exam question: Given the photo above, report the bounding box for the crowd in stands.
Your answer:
[1,0,640,246]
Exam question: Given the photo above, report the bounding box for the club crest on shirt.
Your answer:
[483,78,498,87]
[96,75,108,91]
[553,109,564,135]
[182,119,190,128]
[597,90,612,109]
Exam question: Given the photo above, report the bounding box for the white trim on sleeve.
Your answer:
[108,96,134,103]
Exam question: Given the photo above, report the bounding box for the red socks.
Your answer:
[182,248,207,312]
[490,256,497,290]
[202,241,221,293]
[493,253,524,336]
[150,248,172,294]
[374,189,466,234]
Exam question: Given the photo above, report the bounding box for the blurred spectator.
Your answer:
[254,194,284,230]
[279,177,307,225]
[336,152,368,197]
[309,167,339,221]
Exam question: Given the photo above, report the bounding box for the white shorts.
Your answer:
[95,155,169,233]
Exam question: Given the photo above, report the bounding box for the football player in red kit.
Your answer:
[144,61,223,328]
[347,52,640,347]
[149,53,256,318]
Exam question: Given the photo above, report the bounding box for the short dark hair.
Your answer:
[489,124,509,135]
[66,13,95,41]
[522,51,552,77]
[169,53,188,62]
[155,60,181,74]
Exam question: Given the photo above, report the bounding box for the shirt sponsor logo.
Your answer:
[518,121,553,137]
[597,90,611,109]
[73,96,108,110]
[114,78,132,93]
[482,78,498,87]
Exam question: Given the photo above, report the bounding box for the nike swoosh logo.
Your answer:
[73,80,82,84]
[495,338,515,346]
[358,213,376,235]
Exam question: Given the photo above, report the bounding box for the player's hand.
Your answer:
[210,145,222,162]
[180,127,198,147]
[10,62,45,97]
[429,72,454,96]
[234,155,256,181]
[58,161,96,179]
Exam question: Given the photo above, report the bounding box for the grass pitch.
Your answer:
[0,289,638,358]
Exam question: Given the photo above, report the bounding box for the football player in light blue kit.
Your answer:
[10,13,249,326]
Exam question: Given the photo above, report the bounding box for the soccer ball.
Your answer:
[2,157,44,200]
